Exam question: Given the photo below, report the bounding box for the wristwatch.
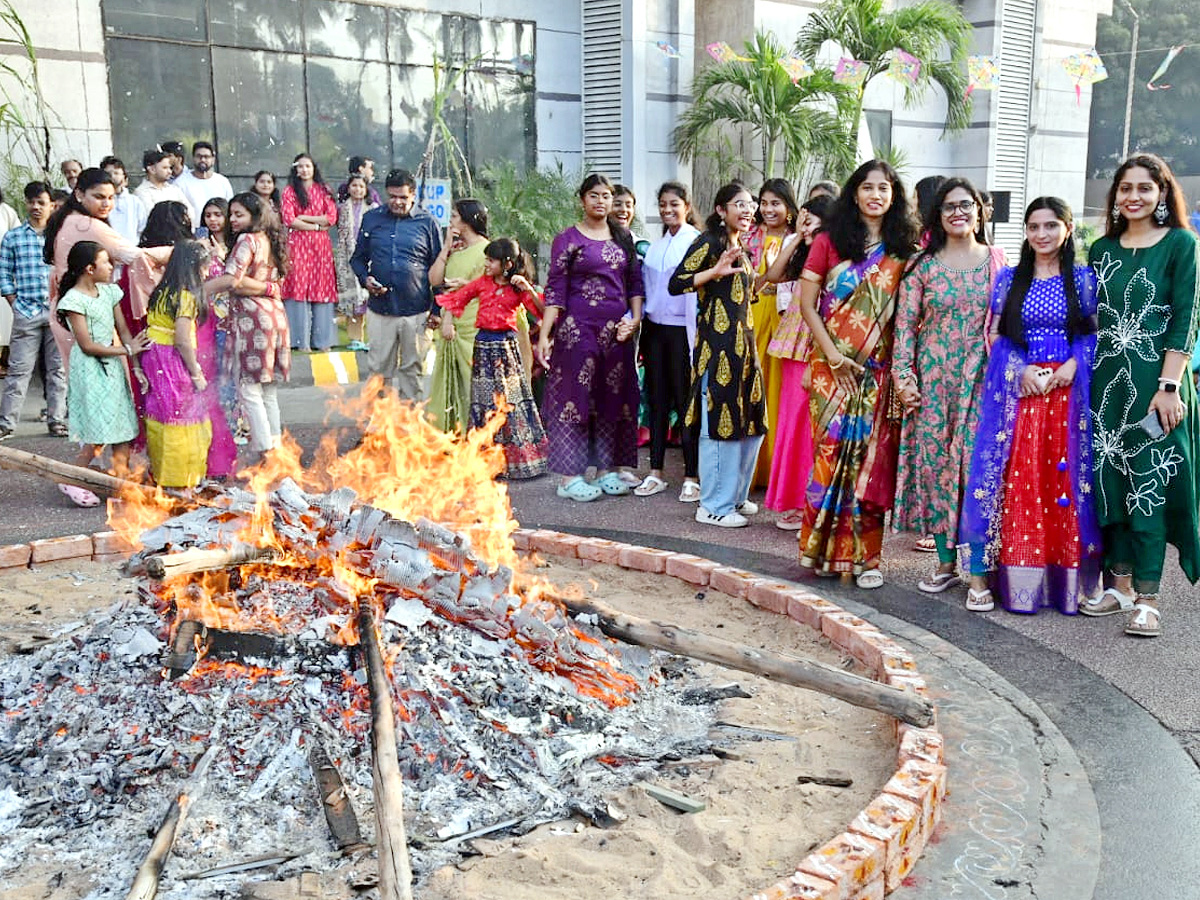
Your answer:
[1159,380,1179,393]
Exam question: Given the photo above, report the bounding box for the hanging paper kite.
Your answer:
[656,41,682,59]
[888,49,921,84]
[834,57,869,88]
[1147,45,1184,90]
[1061,49,1107,104]
[966,55,999,97]
[706,41,750,64]
[780,56,814,83]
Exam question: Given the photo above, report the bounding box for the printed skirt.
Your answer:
[471,329,548,480]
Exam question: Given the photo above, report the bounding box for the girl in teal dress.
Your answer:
[1081,153,1200,637]
[56,241,148,483]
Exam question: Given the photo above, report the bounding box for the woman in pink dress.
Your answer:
[280,153,338,352]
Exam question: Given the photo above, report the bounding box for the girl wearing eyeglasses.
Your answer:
[893,178,1007,598]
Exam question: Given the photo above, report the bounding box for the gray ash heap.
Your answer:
[0,478,718,897]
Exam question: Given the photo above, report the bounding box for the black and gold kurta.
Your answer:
[669,232,767,440]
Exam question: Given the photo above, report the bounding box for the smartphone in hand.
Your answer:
[1138,410,1166,439]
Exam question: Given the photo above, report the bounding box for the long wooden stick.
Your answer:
[125,796,188,900]
[0,445,190,507]
[146,544,276,579]
[359,608,415,900]
[554,593,935,728]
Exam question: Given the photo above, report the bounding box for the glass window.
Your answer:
[466,72,534,176]
[390,65,467,172]
[213,47,307,177]
[304,0,386,61]
[306,58,391,179]
[387,8,443,67]
[102,0,207,42]
[209,0,303,51]
[864,110,892,156]
[108,39,214,168]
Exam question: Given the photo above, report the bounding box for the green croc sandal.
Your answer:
[595,472,631,496]
[556,476,602,502]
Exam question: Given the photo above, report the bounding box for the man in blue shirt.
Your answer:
[351,168,442,401]
[0,182,64,439]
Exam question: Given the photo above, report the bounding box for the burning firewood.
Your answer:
[308,742,367,853]
[145,543,277,580]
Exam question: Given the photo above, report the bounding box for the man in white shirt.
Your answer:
[100,155,148,245]
[134,149,196,226]
[174,142,234,232]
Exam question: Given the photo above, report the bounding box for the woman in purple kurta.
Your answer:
[537,174,645,501]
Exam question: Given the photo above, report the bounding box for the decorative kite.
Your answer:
[780,55,815,84]
[888,49,921,84]
[1147,45,1184,90]
[706,41,750,64]
[1061,49,1107,104]
[656,41,682,59]
[966,55,999,96]
[834,57,869,89]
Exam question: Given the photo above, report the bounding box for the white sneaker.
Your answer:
[695,507,749,528]
[736,501,758,515]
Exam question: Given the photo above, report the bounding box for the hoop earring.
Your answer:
[1111,204,1121,225]
[1154,198,1169,225]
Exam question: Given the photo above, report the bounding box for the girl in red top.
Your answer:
[280,153,338,352]
[438,238,548,479]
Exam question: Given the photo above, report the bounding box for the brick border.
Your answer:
[516,528,947,900]
[4,528,944,897]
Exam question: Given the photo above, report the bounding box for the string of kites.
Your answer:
[653,39,1190,104]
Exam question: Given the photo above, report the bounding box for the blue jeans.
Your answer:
[697,375,764,515]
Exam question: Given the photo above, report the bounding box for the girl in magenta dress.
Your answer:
[537,174,645,502]
[281,153,338,352]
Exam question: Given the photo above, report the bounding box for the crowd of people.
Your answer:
[0,141,1197,639]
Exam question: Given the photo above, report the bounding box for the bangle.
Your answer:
[122,344,132,357]
[829,355,845,370]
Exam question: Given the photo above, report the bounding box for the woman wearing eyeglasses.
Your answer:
[893,178,1007,596]
[795,160,918,586]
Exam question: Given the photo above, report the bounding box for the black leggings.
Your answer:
[641,319,698,477]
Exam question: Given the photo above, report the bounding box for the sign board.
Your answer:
[419,179,452,228]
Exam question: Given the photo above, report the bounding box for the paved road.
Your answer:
[3,378,1197,898]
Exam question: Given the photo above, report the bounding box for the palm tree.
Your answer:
[795,0,973,137]
[674,30,857,182]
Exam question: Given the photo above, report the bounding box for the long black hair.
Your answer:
[484,237,522,281]
[253,170,280,207]
[900,177,988,283]
[755,178,800,233]
[827,160,917,262]
[288,153,326,210]
[140,201,193,248]
[997,196,1093,349]
[225,191,289,277]
[454,198,489,237]
[147,239,210,325]
[577,172,636,260]
[656,181,700,235]
[1104,152,1189,238]
[201,197,228,236]
[704,181,751,249]
[913,175,947,228]
[784,194,836,282]
[56,241,104,306]
[43,168,115,266]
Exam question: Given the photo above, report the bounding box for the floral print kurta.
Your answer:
[892,248,1005,537]
[225,232,289,385]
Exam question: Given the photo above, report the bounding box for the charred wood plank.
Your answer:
[309,742,368,853]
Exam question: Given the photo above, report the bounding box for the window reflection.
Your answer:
[387,8,442,67]
[209,0,303,51]
[102,0,206,42]
[307,58,391,176]
[108,39,213,165]
[213,48,307,177]
[466,72,535,175]
[304,0,386,61]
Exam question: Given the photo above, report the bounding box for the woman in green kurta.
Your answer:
[1082,153,1200,637]
[428,199,489,432]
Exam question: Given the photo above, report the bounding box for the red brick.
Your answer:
[511,529,533,551]
[883,759,948,840]
[0,543,31,569]
[847,792,925,893]
[885,672,931,699]
[528,530,583,559]
[91,530,136,555]
[575,537,626,565]
[845,630,898,673]
[92,552,130,565]
[847,876,884,900]
[880,647,919,677]
[747,580,794,615]
[797,832,886,900]
[29,534,95,564]
[665,553,718,585]
[617,545,672,574]
[760,869,840,900]
[898,728,945,766]
[708,566,758,599]
[820,610,884,662]
[786,591,841,630]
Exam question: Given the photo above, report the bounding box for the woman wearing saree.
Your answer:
[796,160,918,587]
[1080,153,1200,637]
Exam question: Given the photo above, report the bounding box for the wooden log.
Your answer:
[0,445,190,507]
[145,544,275,580]
[309,742,368,853]
[359,608,415,900]
[554,594,935,729]
[125,795,188,900]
